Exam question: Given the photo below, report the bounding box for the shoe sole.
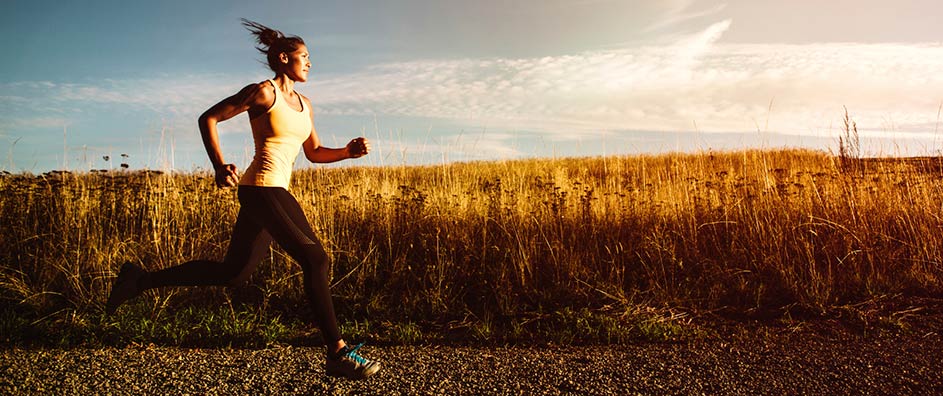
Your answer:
[326,363,381,380]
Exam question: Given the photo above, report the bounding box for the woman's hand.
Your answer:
[215,164,239,188]
[346,137,371,158]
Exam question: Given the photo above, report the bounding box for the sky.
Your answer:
[2,0,943,172]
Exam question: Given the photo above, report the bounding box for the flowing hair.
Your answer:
[240,18,306,73]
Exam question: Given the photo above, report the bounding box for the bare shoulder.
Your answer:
[237,81,274,104]
[229,81,276,116]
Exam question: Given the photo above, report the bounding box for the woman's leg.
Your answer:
[144,204,273,289]
[241,187,342,345]
[106,200,272,313]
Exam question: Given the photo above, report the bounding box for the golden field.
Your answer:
[1,149,942,342]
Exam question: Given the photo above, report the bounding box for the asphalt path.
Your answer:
[2,323,941,395]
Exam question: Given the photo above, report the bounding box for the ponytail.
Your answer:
[241,18,305,73]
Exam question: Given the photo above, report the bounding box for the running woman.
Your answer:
[105,19,380,380]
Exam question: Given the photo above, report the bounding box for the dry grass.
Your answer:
[1,148,942,341]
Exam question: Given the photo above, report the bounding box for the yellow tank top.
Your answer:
[240,80,312,189]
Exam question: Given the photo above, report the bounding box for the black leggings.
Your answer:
[145,185,341,343]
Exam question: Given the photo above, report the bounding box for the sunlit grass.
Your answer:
[1,148,941,345]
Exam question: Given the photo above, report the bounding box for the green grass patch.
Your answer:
[1,301,299,348]
[1,299,698,348]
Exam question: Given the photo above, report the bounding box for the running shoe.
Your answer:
[325,343,381,379]
[105,262,146,314]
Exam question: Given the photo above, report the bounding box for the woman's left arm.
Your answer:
[302,96,370,163]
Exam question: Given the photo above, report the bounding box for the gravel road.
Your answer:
[2,323,941,395]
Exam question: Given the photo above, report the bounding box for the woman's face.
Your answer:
[282,44,311,82]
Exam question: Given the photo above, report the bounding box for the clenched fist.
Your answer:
[215,163,239,188]
[347,137,371,158]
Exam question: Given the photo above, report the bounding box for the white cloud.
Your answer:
[0,116,70,130]
[308,22,943,141]
[643,0,728,33]
[367,132,525,166]
[0,76,247,127]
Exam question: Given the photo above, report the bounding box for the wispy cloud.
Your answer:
[310,22,943,139]
[0,116,70,130]
[0,76,248,132]
[642,0,728,33]
[370,131,527,166]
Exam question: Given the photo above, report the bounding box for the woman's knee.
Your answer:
[219,260,255,287]
[299,245,330,273]
[227,271,253,287]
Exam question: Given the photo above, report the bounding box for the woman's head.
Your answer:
[241,19,310,81]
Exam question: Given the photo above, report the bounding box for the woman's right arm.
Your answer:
[198,83,268,187]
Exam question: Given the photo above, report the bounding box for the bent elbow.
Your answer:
[198,112,214,126]
[303,144,322,163]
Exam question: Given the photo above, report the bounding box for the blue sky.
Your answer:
[2,0,943,172]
